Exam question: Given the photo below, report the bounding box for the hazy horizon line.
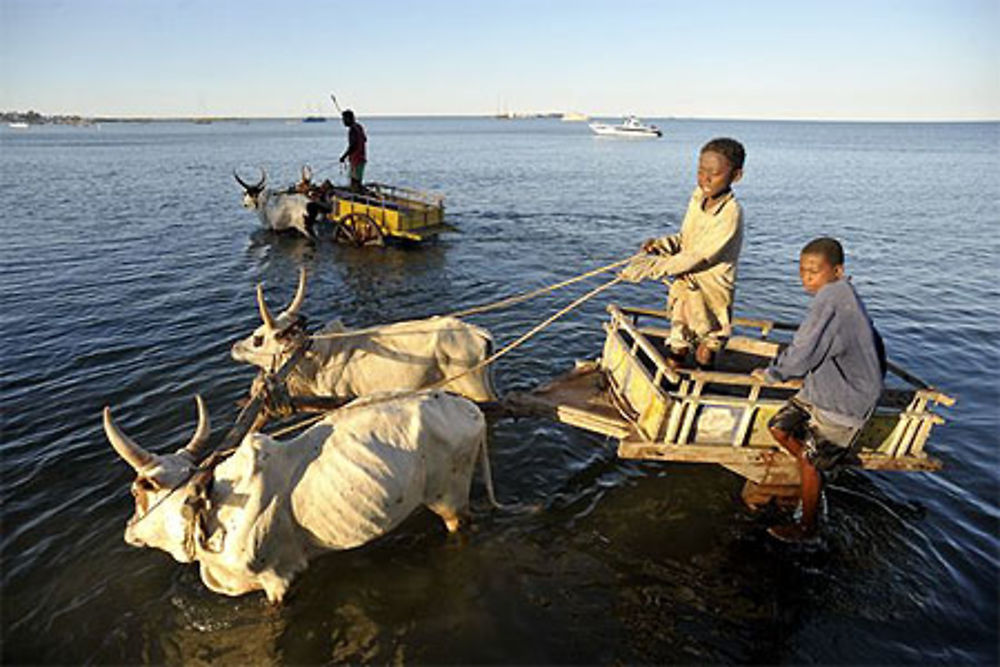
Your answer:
[5,110,998,124]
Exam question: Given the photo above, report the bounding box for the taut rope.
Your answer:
[265,272,626,438]
[308,256,635,340]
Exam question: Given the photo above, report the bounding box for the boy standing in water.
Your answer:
[752,237,886,543]
[339,109,367,193]
[620,138,745,368]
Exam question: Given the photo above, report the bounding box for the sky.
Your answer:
[0,0,997,121]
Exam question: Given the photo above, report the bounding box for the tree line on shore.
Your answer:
[2,110,96,125]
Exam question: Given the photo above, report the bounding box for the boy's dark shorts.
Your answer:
[768,397,861,472]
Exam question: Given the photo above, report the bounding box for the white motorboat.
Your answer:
[589,115,662,138]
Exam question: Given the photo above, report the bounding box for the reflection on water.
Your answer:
[1,119,997,664]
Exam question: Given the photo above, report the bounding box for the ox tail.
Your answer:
[477,431,540,514]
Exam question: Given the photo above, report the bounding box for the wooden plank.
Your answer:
[617,304,670,321]
[732,316,798,332]
[723,336,781,358]
[676,368,803,391]
[502,363,632,439]
[633,328,782,361]
[617,439,942,472]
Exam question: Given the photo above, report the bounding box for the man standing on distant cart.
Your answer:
[339,109,367,193]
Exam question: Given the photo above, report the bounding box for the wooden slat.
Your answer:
[732,316,798,332]
[675,368,804,391]
[664,379,688,443]
[722,336,782,358]
[618,439,942,472]
[675,380,704,445]
[607,304,680,384]
[732,383,761,447]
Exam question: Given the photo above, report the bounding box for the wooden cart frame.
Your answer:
[509,303,955,507]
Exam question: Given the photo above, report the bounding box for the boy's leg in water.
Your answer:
[766,401,821,542]
[768,426,821,541]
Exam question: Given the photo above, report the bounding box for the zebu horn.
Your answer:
[283,267,308,317]
[233,169,251,190]
[233,167,266,192]
[257,283,278,331]
[301,164,312,182]
[103,407,155,471]
[179,395,211,459]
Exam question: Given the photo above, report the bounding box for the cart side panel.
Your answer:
[601,322,670,441]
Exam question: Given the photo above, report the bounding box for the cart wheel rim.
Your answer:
[334,222,356,244]
[353,214,384,246]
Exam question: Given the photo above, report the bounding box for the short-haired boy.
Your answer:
[752,237,886,542]
[620,138,746,368]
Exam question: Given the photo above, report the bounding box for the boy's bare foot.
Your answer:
[667,347,690,369]
[767,523,817,543]
[695,342,715,368]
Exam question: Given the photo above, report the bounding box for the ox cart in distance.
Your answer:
[324,182,454,246]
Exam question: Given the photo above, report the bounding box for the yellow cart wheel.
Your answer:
[332,219,357,245]
[340,213,385,247]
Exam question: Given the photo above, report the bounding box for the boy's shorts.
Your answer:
[768,397,861,471]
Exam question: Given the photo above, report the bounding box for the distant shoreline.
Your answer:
[3,111,997,125]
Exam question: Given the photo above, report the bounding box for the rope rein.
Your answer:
[309,256,635,340]
[262,270,628,439]
[125,256,636,525]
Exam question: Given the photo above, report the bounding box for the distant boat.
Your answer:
[8,122,29,129]
[561,111,589,122]
[589,116,662,138]
[302,116,327,123]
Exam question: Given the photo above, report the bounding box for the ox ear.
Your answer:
[257,284,278,331]
[178,395,211,460]
[283,268,308,317]
[103,407,154,472]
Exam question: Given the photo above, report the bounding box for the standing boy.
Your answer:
[752,237,886,542]
[339,109,367,192]
[620,138,745,368]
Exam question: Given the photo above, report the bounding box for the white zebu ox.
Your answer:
[104,390,496,602]
[232,269,498,404]
[234,168,315,239]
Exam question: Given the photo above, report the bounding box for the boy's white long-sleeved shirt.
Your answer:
[623,187,743,336]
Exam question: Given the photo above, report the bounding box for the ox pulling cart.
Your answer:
[235,166,452,244]
[507,303,955,509]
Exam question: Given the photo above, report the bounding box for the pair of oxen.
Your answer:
[104,269,502,603]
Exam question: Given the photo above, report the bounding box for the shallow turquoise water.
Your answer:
[1,117,997,663]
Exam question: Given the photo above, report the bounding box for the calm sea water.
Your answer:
[1,117,997,664]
